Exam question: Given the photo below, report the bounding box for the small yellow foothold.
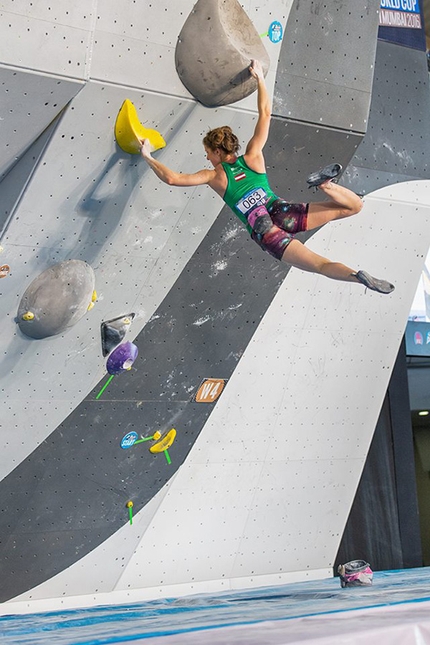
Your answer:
[115,99,166,155]
[150,428,176,454]
[126,500,134,525]
[22,311,34,321]
[153,431,162,441]
[92,290,97,302]
[123,318,131,325]
[87,301,95,311]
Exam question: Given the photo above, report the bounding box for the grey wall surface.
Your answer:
[343,40,430,195]
[1,0,429,610]
[0,66,83,180]
[269,0,379,200]
[273,1,379,133]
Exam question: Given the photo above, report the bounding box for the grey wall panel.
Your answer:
[342,40,430,195]
[275,76,373,131]
[0,401,211,600]
[342,166,424,198]
[0,66,83,180]
[263,119,362,203]
[0,118,61,236]
[273,0,379,132]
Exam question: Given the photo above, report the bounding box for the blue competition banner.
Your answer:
[378,0,426,51]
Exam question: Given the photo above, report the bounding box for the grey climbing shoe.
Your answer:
[354,270,395,294]
[307,163,343,188]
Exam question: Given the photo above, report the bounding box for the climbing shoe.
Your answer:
[306,163,343,188]
[354,270,395,294]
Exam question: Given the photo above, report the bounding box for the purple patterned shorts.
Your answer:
[251,198,309,260]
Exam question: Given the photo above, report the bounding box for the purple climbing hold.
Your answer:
[106,341,139,375]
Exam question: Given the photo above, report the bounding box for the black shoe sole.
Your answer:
[354,270,395,294]
[307,163,343,188]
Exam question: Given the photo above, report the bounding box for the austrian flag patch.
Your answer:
[234,172,246,181]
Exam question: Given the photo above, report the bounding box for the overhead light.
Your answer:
[418,410,430,416]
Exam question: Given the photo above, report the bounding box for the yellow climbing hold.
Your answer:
[115,99,166,155]
[87,290,97,311]
[22,311,34,321]
[150,428,176,454]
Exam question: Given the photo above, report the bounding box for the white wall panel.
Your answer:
[0,0,290,99]
[0,0,96,29]
[0,9,94,77]
[230,459,364,576]
[94,2,193,49]
[93,0,293,50]
[90,0,282,108]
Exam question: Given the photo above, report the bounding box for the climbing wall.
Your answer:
[1,0,429,612]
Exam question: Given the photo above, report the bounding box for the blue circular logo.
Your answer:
[120,431,138,449]
[268,21,283,44]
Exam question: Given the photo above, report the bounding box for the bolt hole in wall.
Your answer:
[407,247,430,565]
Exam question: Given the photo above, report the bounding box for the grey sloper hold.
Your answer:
[17,260,95,339]
[175,0,270,107]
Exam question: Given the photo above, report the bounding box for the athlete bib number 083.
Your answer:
[235,188,267,215]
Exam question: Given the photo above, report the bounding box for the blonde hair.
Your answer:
[203,126,240,154]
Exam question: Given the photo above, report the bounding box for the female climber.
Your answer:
[140,59,394,294]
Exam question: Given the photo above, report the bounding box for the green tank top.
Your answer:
[221,156,277,233]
